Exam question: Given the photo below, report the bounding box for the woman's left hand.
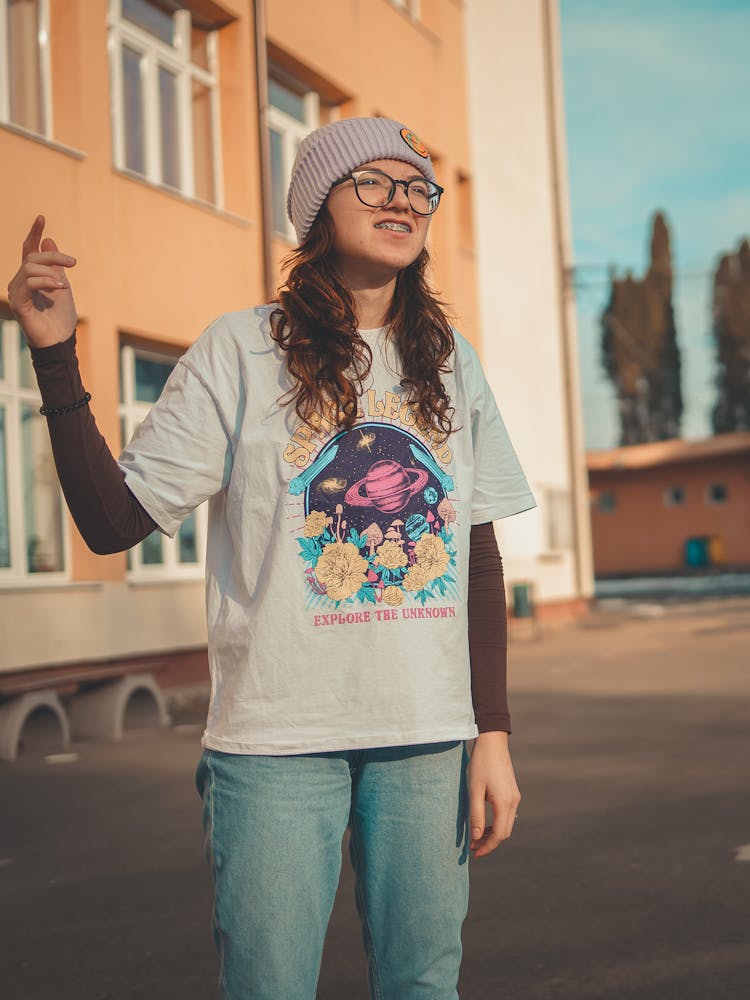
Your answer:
[468,731,521,858]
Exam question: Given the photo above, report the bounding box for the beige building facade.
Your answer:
[465,0,594,616]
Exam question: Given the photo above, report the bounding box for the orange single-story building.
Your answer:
[587,432,750,577]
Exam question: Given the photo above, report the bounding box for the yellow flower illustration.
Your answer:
[402,564,432,592]
[414,534,450,581]
[316,541,368,601]
[304,510,328,538]
[374,539,408,570]
[383,586,404,606]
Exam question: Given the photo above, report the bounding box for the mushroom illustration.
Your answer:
[437,497,456,525]
[334,503,344,541]
[385,518,405,549]
[364,521,384,555]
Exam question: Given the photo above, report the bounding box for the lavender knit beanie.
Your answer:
[286,117,436,243]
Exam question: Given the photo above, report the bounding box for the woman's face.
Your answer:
[325,158,432,286]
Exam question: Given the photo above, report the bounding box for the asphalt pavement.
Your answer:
[1,596,749,999]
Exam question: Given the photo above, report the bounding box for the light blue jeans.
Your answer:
[195,741,470,999]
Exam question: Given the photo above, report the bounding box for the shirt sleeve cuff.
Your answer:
[29,329,78,365]
[476,714,511,734]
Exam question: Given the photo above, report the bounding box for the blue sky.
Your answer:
[559,0,750,448]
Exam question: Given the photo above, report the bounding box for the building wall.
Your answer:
[464,0,594,607]
[0,0,482,675]
[264,0,479,340]
[589,455,750,575]
[1,0,260,674]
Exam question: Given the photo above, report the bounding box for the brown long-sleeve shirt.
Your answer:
[31,332,511,733]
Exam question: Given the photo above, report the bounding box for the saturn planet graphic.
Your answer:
[344,460,429,514]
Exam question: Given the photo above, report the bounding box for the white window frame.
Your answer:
[391,0,421,20]
[267,73,319,242]
[119,342,206,582]
[107,0,223,206]
[0,0,53,139]
[0,318,70,586]
[541,485,572,553]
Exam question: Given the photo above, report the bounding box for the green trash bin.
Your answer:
[685,536,708,569]
[511,582,534,619]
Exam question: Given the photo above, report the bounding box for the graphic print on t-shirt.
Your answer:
[285,414,460,611]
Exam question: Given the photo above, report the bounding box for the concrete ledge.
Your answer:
[68,673,169,743]
[0,691,70,762]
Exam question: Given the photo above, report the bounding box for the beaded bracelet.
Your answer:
[39,392,92,418]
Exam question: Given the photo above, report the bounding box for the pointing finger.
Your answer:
[22,215,45,263]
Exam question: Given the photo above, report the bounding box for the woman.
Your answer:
[9,116,534,999]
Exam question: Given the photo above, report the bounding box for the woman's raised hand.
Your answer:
[8,215,78,349]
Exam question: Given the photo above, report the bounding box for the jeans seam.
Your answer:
[349,823,382,1000]
[204,751,230,1000]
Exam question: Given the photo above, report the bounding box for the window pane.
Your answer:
[18,327,34,388]
[122,0,173,44]
[269,128,287,234]
[664,485,685,506]
[268,79,307,123]
[191,26,210,69]
[178,510,198,563]
[140,530,163,564]
[8,0,44,133]
[0,406,10,568]
[192,78,214,202]
[546,490,571,550]
[21,402,64,573]
[123,45,146,175]
[134,355,173,403]
[159,65,180,188]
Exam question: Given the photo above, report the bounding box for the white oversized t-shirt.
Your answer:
[119,306,535,754]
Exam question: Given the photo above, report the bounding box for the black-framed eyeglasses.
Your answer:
[331,169,444,216]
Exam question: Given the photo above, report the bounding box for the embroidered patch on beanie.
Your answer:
[400,127,429,158]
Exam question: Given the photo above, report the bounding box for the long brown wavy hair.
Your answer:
[270,205,457,442]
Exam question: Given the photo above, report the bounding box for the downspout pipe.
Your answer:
[540,0,595,602]
[253,0,274,303]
